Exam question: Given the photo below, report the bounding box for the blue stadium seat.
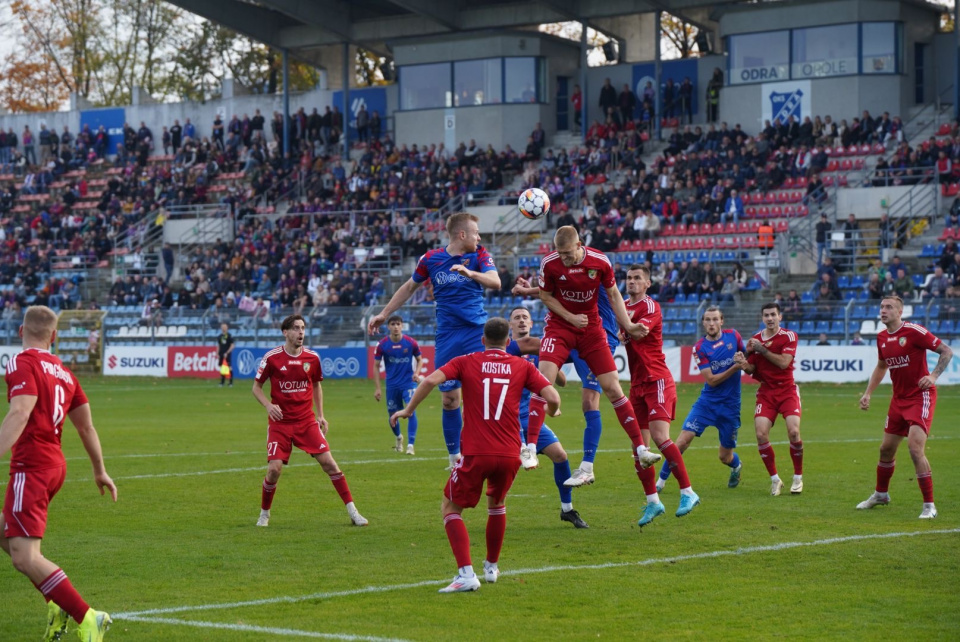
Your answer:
[664,307,680,321]
[912,274,925,288]
[801,292,814,303]
[920,244,936,258]
[838,275,850,289]
[723,251,737,262]
[674,293,687,304]
[682,321,697,335]
[844,291,858,301]
[850,275,865,289]
[929,304,941,318]
[927,320,941,333]
[800,321,815,335]
[698,251,710,263]
[830,321,845,335]
[666,322,684,335]
[848,321,860,335]
[815,321,831,334]
[941,320,957,335]
[679,307,696,321]
[853,305,868,320]
[620,252,635,265]
[857,290,868,302]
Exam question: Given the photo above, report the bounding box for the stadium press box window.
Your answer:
[727,22,901,85]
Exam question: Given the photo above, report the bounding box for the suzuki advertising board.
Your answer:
[103,346,167,376]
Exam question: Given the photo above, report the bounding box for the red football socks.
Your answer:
[38,569,89,624]
[917,472,934,503]
[485,506,506,564]
[612,396,644,448]
[657,439,691,489]
[443,513,472,568]
[790,440,804,475]
[758,441,778,476]
[328,472,353,505]
[876,460,895,493]
[261,478,276,511]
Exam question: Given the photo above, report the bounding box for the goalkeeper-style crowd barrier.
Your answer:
[0,344,958,385]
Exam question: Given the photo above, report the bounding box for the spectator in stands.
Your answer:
[618,84,636,126]
[815,213,832,266]
[681,258,705,296]
[783,289,803,323]
[2,301,21,340]
[839,213,861,268]
[940,238,958,271]
[815,283,839,320]
[893,268,914,300]
[850,331,865,346]
[923,267,952,300]
[866,272,883,300]
[888,255,906,278]
[815,333,830,346]
[140,298,163,329]
[720,188,743,225]
[599,78,617,117]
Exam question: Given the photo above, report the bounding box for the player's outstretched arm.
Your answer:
[512,278,539,297]
[605,285,644,338]
[367,278,422,334]
[391,369,447,427]
[701,360,743,387]
[539,384,561,418]
[0,394,36,461]
[373,363,382,401]
[313,381,328,434]
[920,343,953,390]
[68,403,118,502]
[860,359,889,410]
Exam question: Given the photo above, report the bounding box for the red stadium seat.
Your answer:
[782,177,795,188]
[712,223,724,235]
[667,239,681,251]
[654,238,667,250]
[775,220,789,233]
[938,123,953,135]
[826,160,839,172]
[687,223,699,236]
[770,206,783,218]
[662,224,675,236]
[840,159,853,171]
[676,223,688,236]
[680,238,693,250]
[723,223,737,234]
[795,176,807,187]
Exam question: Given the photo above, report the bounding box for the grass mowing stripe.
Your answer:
[10,434,957,488]
[114,528,960,618]
[118,615,411,641]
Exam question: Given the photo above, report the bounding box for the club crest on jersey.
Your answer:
[765,341,772,347]
[726,343,733,350]
[304,363,311,373]
[587,269,597,279]
[462,258,470,265]
[898,337,907,347]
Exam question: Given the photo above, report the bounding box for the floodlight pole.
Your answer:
[580,21,588,140]
[343,42,350,159]
[282,48,290,159]
[655,11,663,142]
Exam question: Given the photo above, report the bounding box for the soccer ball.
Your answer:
[518,188,550,220]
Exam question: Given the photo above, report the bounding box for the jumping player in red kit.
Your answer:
[391,317,561,593]
[253,314,367,527]
[526,226,661,489]
[1,305,116,641]
[857,296,953,519]
[735,302,805,496]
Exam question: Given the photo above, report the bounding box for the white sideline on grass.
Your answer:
[111,615,409,641]
[115,528,960,621]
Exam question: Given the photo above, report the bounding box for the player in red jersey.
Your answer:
[527,226,662,486]
[252,314,367,527]
[857,296,953,519]
[391,317,560,593]
[734,302,804,496]
[0,306,116,641]
[622,265,700,526]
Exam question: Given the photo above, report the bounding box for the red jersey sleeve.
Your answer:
[254,353,273,384]
[412,251,432,284]
[5,356,38,400]
[915,327,942,352]
[313,354,323,383]
[373,340,384,361]
[409,337,421,357]
[735,330,745,352]
[69,379,89,411]
[599,259,615,290]
[782,331,798,355]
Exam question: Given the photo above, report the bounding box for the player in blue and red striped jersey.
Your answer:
[373,315,423,454]
[368,213,500,468]
[857,296,953,519]
[657,306,746,491]
[506,307,588,529]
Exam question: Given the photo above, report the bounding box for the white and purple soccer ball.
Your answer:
[518,187,551,220]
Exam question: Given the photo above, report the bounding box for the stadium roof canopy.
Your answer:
[165,0,743,65]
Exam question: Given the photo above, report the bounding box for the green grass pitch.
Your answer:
[1,377,958,640]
